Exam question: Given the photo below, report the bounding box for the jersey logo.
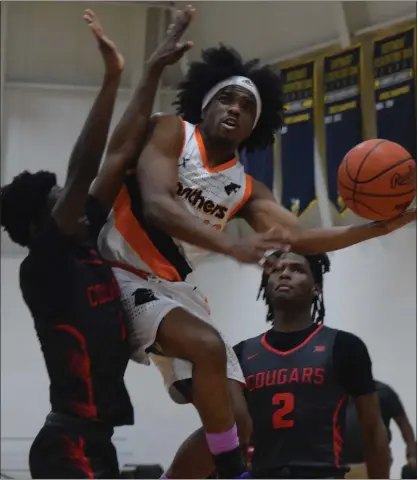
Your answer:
[133,288,157,306]
[178,156,190,168]
[224,182,241,196]
[247,353,259,360]
[313,345,326,352]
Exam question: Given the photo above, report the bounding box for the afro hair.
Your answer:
[1,170,57,247]
[174,45,284,152]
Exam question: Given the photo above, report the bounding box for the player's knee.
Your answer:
[192,328,227,368]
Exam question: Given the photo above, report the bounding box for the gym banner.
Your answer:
[280,61,316,217]
[373,27,416,159]
[240,143,275,191]
[324,46,362,215]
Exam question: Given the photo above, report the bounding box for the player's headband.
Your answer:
[201,76,262,129]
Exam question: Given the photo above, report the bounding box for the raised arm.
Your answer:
[90,6,195,214]
[238,179,416,254]
[136,116,284,263]
[52,10,123,235]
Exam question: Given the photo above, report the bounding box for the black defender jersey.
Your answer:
[20,196,133,426]
[238,325,349,478]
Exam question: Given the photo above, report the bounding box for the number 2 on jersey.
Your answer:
[272,392,295,428]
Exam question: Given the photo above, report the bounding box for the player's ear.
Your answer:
[312,284,321,297]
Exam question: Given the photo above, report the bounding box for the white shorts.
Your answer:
[113,268,245,404]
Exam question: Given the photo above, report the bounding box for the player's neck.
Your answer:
[199,128,236,167]
[271,310,313,332]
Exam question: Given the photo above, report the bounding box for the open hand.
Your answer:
[228,228,291,264]
[83,9,125,76]
[148,5,194,68]
[375,208,416,235]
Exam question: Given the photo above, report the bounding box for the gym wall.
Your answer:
[1,1,416,477]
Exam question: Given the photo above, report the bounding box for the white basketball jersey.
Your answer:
[98,119,253,282]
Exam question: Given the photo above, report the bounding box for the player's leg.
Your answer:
[29,426,95,479]
[156,308,247,478]
[164,377,252,478]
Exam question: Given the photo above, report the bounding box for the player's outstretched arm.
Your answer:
[136,116,285,263]
[52,10,123,235]
[90,6,194,214]
[238,179,416,254]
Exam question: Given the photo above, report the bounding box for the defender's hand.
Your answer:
[83,9,125,76]
[148,5,194,68]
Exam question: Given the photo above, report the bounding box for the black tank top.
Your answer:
[239,325,348,477]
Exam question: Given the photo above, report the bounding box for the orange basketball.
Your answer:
[338,139,416,220]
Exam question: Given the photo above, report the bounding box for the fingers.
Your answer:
[259,227,291,251]
[83,9,98,26]
[167,5,195,40]
[398,208,417,226]
[390,208,416,226]
[178,40,194,53]
[83,9,103,38]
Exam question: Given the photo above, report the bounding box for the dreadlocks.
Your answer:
[0,170,57,247]
[257,251,331,325]
[174,45,284,152]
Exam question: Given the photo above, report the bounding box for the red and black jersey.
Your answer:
[236,325,350,478]
[20,196,133,426]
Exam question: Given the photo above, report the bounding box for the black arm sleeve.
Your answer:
[381,384,406,418]
[333,331,376,397]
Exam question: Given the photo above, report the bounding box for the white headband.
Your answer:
[201,76,262,129]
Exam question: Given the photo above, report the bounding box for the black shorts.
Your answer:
[29,412,119,479]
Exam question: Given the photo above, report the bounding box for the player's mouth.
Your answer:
[275,283,293,292]
[221,116,239,131]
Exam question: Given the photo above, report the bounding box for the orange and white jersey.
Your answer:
[98,119,253,282]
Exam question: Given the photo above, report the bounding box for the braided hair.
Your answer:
[257,251,331,324]
[174,45,284,152]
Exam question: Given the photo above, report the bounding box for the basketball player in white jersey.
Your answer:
[98,29,416,477]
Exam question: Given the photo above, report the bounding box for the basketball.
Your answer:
[338,139,416,220]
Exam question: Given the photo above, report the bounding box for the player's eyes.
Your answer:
[241,100,255,112]
[219,94,231,104]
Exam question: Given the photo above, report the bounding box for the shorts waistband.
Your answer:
[45,412,114,438]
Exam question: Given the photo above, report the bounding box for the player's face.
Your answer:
[202,86,257,147]
[266,253,317,308]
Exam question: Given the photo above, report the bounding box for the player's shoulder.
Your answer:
[146,114,188,150]
[151,113,187,129]
[375,380,395,396]
[334,327,366,343]
[333,328,370,354]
